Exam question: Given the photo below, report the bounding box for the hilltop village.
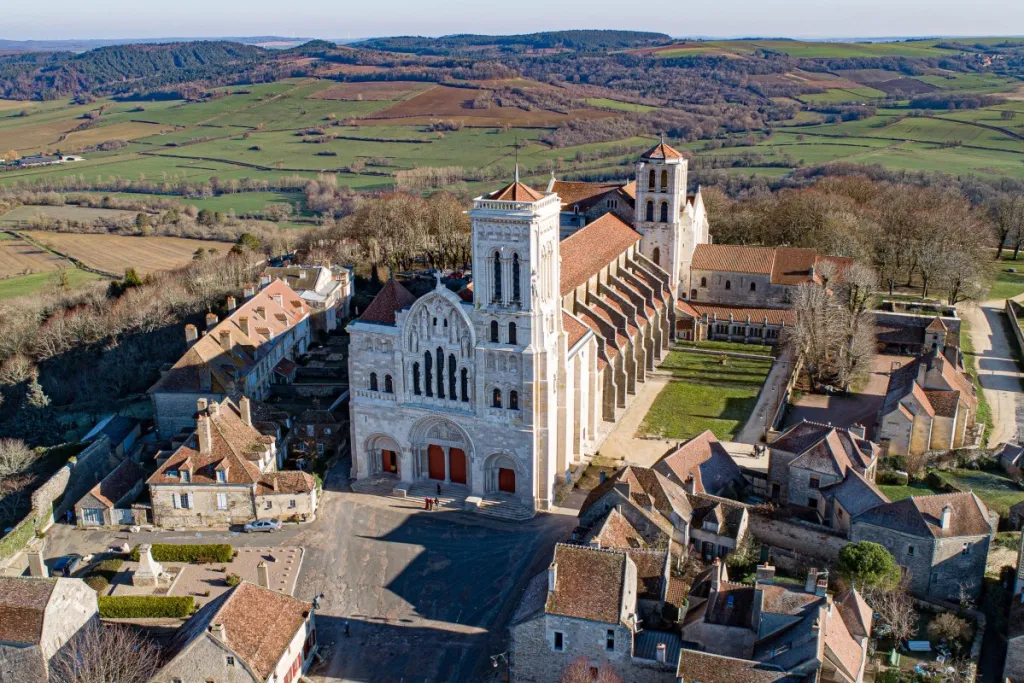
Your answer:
[1,138,1023,683]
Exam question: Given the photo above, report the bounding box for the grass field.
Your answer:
[0,268,102,300]
[22,232,226,275]
[639,350,772,440]
[585,98,659,113]
[988,257,1024,300]
[877,468,1024,516]
[1,205,142,226]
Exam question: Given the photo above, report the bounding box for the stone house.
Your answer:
[147,397,317,527]
[263,264,353,335]
[849,491,996,599]
[815,469,889,535]
[679,245,850,344]
[546,177,637,236]
[509,543,682,683]
[676,650,801,682]
[152,581,317,683]
[876,349,978,456]
[681,562,871,682]
[767,421,878,511]
[149,279,312,439]
[874,303,960,356]
[653,430,747,498]
[74,457,148,527]
[0,576,99,683]
[82,414,142,459]
[290,408,344,462]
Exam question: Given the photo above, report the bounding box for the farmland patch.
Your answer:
[309,81,432,101]
[22,232,226,275]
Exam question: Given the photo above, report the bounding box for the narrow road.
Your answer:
[960,299,1024,446]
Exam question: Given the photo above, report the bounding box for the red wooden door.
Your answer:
[498,468,516,493]
[427,445,445,480]
[449,448,467,485]
[381,450,397,474]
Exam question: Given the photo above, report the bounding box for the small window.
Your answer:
[508,322,517,345]
[725,280,731,291]
[647,169,656,190]
[509,390,519,411]
[606,628,615,651]
[492,388,502,409]
[216,470,226,483]
[809,477,820,489]
[690,289,697,299]
[645,200,654,222]
[553,631,564,651]
[700,277,707,288]
[289,499,297,509]
[265,500,272,510]
[226,655,235,666]
[490,320,499,343]
[180,493,191,509]
[369,372,378,392]
[808,497,817,508]
[750,282,756,292]
[217,493,227,510]
[181,470,190,483]
[660,201,669,222]
[907,545,915,557]
[384,374,393,393]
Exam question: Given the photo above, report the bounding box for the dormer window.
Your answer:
[216,470,226,483]
[181,470,191,483]
[167,470,178,478]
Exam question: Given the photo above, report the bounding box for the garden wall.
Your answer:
[748,514,848,568]
[1006,299,1024,356]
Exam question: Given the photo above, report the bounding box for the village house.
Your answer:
[653,430,747,498]
[849,491,995,599]
[149,279,312,439]
[509,543,685,683]
[147,397,317,527]
[1005,536,1024,681]
[876,348,979,456]
[767,421,879,512]
[152,581,317,683]
[874,301,960,356]
[681,562,871,683]
[349,146,701,514]
[74,457,148,527]
[676,245,851,344]
[545,176,637,235]
[262,264,353,335]
[290,407,344,462]
[0,576,99,683]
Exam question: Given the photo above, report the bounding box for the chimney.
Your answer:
[239,316,250,337]
[917,361,927,387]
[260,274,272,288]
[226,295,237,312]
[816,572,829,597]
[205,312,219,330]
[548,562,558,593]
[209,623,227,642]
[805,568,818,594]
[755,564,776,585]
[255,306,266,320]
[219,330,232,354]
[711,557,722,590]
[197,414,213,454]
[243,286,255,299]
[655,642,667,664]
[185,324,199,345]
[257,561,270,589]
[197,398,208,414]
[941,504,952,530]
[240,396,252,427]
[27,550,48,578]
[847,424,866,439]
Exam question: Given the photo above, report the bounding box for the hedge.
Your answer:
[130,544,233,563]
[98,596,195,618]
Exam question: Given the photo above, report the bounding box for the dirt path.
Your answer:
[960,299,1024,446]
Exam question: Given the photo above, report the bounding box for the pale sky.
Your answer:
[3,0,1023,42]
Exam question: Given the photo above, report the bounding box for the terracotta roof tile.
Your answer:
[825,605,867,681]
[926,316,949,332]
[676,650,796,683]
[771,248,819,286]
[692,244,775,275]
[487,180,544,202]
[551,180,625,212]
[562,311,591,349]
[0,577,58,644]
[560,212,641,296]
[545,544,626,624]
[641,141,685,160]
[626,550,668,601]
[924,390,959,418]
[654,431,744,496]
[359,278,417,325]
[854,491,994,538]
[687,303,795,326]
[85,458,147,508]
[911,382,936,416]
[255,471,316,495]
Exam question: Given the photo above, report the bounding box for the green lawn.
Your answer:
[877,479,941,501]
[988,257,1024,300]
[639,350,773,440]
[959,316,994,433]
[0,268,102,300]
[675,340,777,356]
[878,469,1024,517]
[585,98,659,113]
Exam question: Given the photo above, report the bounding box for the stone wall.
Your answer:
[748,515,848,566]
[510,615,634,683]
[1007,300,1024,357]
[53,437,118,521]
[255,489,317,521]
[150,484,256,527]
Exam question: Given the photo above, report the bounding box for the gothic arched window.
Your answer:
[660,169,668,190]
[369,373,378,391]
[509,390,519,411]
[384,374,393,393]
[424,352,433,397]
[492,251,502,302]
[448,354,457,401]
[508,322,517,345]
[725,280,732,290]
[645,200,654,222]
[648,169,656,190]
[700,277,707,288]
[492,388,502,408]
[490,320,499,343]
[436,347,445,398]
[512,254,521,303]
[413,363,422,395]
[652,247,661,266]
[460,367,469,402]
[660,202,669,222]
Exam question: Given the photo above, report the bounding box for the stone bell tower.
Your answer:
[633,140,690,299]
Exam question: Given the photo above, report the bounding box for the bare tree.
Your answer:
[990,195,1024,261]
[866,577,918,648]
[560,656,623,683]
[48,622,160,683]
[0,438,38,479]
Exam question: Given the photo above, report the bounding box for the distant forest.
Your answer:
[355,30,673,54]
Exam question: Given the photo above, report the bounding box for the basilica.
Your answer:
[347,142,711,512]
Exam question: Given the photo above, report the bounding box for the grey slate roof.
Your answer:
[852,491,994,538]
[633,629,682,664]
[819,469,889,517]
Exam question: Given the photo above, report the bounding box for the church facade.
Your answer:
[347,143,710,512]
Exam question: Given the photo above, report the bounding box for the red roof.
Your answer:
[487,181,544,202]
[641,141,685,160]
[359,279,417,325]
[559,212,641,296]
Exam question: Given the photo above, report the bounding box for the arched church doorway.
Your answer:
[427,445,445,480]
[449,448,467,484]
[381,449,398,474]
[499,468,516,493]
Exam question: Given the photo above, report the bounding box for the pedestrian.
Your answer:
[436,482,441,496]
[434,496,440,509]
[424,497,430,511]
[344,621,350,637]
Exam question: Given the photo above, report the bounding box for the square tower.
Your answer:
[634,141,689,299]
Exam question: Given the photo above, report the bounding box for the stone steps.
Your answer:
[350,477,534,520]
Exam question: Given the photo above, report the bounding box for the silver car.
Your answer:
[243,519,282,533]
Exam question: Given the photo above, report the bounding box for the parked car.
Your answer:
[52,553,83,577]
[243,519,282,533]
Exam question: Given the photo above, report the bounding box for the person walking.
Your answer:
[434,496,440,510]
[436,482,441,496]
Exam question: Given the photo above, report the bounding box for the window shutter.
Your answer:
[171,493,179,509]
